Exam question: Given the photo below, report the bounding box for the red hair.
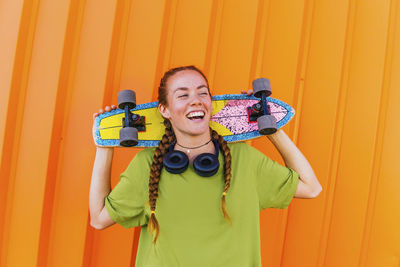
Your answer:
[147,66,232,244]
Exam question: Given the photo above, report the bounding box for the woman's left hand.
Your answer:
[241,89,253,96]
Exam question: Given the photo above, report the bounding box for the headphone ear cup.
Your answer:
[193,153,220,177]
[163,150,189,174]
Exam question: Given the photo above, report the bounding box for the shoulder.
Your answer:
[135,147,156,160]
[228,142,264,156]
[121,147,156,183]
[126,147,156,169]
[227,141,271,165]
[227,141,249,151]
[136,147,156,158]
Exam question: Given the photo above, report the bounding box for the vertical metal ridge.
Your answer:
[130,227,141,267]
[290,0,315,145]
[247,0,269,149]
[82,214,94,267]
[279,0,315,265]
[102,1,138,265]
[104,0,132,104]
[318,0,358,266]
[249,0,270,83]
[0,1,40,265]
[82,0,128,265]
[204,0,224,88]
[152,0,178,100]
[35,1,88,266]
[358,0,399,265]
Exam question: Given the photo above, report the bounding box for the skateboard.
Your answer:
[93,78,295,147]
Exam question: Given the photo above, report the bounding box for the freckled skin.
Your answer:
[158,70,213,148]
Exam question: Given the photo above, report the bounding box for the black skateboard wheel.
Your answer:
[252,78,272,98]
[257,114,277,135]
[118,90,136,110]
[119,127,138,147]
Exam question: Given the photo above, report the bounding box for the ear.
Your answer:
[158,103,171,119]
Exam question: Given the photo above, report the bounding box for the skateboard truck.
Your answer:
[247,102,272,121]
[122,113,145,131]
[118,90,140,147]
[249,78,277,135]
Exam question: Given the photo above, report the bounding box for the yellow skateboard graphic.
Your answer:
[93,94,294,147]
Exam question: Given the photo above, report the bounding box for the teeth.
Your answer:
[187,111,205,118]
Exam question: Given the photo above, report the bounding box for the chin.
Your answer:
[187,126,210,136]
[173,118,211,137]
[188,129,209,136]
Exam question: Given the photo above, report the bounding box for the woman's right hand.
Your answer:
[93,105,117,148]
[93,105,117,120]
[90,105,118,230]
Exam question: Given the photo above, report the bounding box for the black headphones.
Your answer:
[163,140,220,177]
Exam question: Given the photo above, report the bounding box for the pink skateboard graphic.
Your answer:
[93,78,295,147]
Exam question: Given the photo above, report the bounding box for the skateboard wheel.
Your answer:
[118,90,136,109]
[252,78,272,98]
[257,114,277,135]
[119,127,138,147]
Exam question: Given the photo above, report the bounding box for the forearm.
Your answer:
[267,130,322,193]
[89,147,113,222]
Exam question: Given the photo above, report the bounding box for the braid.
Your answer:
[211,129,232,226]
[148,119,175,243]
[150,66,233,242]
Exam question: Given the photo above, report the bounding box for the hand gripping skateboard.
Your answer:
[93,78,295,147]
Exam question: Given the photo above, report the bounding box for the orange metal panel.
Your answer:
[324,0,392,266]
[168,0,214,68]
[1,0,71,266]
[282,0,350,266]
[85,1,136,266]
[37,0,87,266]
[1,0,400,266]
[44,1,119,266]
[212,0,258,91]
[0,0,23,165]
[0,0,25,263]
[118,0,168,102]
[251,1,307,266]
[360,0,400,266]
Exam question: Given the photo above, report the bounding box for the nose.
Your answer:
[189,93,202,106]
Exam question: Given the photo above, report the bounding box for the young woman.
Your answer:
[90,66,322,266]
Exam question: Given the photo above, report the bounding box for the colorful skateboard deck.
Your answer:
[93,94,295,147]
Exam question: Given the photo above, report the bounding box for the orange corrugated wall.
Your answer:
[1,0,399,266]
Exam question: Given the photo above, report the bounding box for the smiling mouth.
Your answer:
[186,111,205,120]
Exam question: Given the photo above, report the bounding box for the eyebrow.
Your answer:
[173,85,208,93]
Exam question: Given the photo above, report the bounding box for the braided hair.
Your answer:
[147,66,232,244]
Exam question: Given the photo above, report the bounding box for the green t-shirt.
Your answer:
[105,142,299,267]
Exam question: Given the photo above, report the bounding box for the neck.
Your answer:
[175,133,211,148]
[173,132,214,162]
